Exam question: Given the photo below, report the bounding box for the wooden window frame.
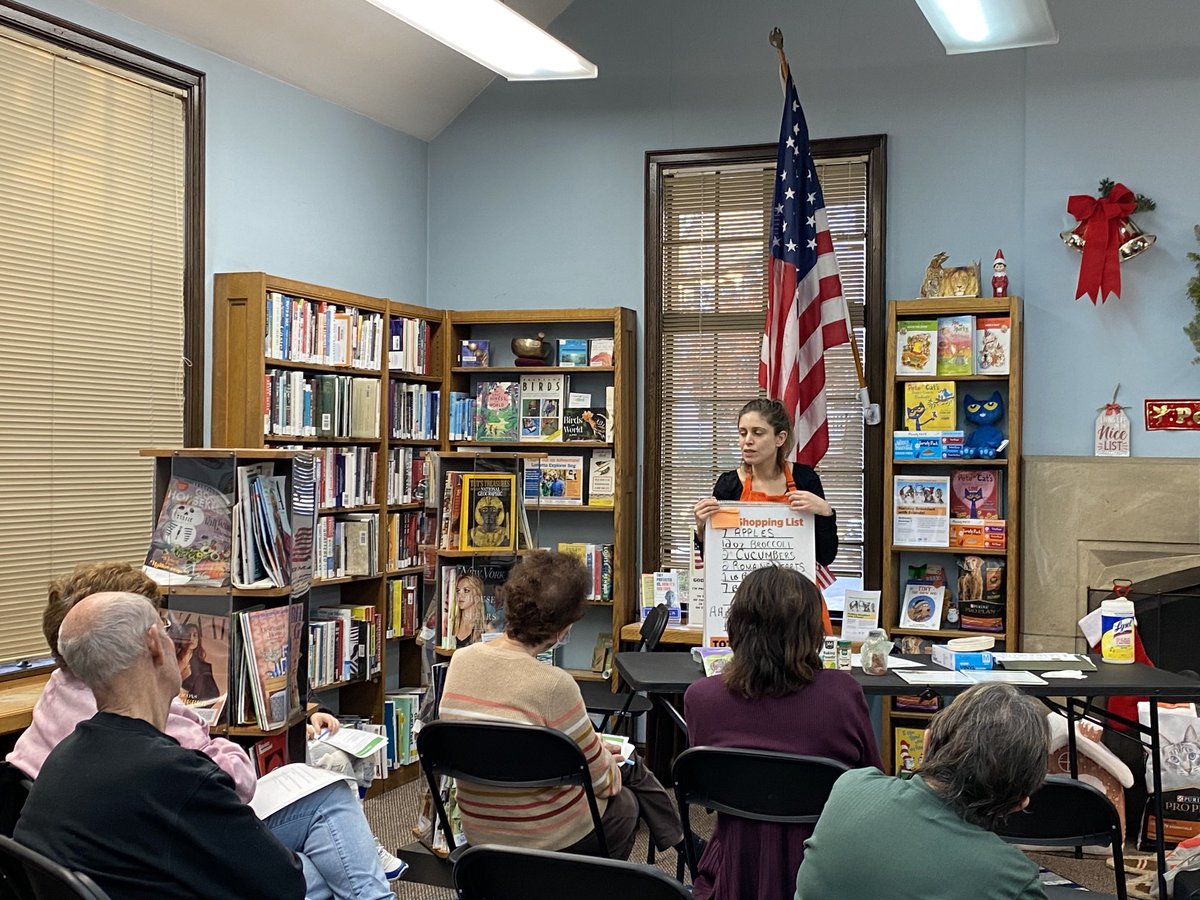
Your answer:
[0,0,204,445]
[642,136,887,590]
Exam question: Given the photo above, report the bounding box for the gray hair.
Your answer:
[59,592,161,692]
[919,682,1049,831]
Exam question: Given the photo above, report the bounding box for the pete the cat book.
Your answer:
[950,469,1002,520]
[903,381,956,432]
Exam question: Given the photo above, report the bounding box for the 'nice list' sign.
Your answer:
[702,502,815,647]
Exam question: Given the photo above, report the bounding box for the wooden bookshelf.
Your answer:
[880,295,1023,773]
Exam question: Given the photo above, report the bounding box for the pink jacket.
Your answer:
[6,669,256,803]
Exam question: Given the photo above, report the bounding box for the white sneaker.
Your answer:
[375,838,407,882]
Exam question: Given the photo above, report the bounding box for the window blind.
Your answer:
[0,27,186,664]
[656,155,870,584]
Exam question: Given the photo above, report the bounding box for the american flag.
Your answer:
[759,74,850,591]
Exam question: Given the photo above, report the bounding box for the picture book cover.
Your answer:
[170,610,230,727]
[588,449,615,507]
[519,373,564,442]
[899,583,945,630]
[473,381,520,442]
[557,338,589,367]
[936,315,975,376]
[902,381,956,432]
[523,455,584,506]
[563,407,609,442]
[974,316,1011,375]
[950,469,1002,519]
[895,319,938,376]
[145,476,234,587]
[459,473,517,552]
[588,338,614,367]
[893,476,950,547]
[459,339,489,368]
[895,726,926,775]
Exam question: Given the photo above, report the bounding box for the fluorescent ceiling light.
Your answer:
[364,0,598,81]
[915,0,1059,54]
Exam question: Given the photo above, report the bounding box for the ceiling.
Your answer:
[85,0,575,141]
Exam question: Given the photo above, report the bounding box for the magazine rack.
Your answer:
[141,448,310,763]
[879,295,1023,772]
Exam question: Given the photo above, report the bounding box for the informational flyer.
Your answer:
[839,589,882,643]
[893,476,950,547]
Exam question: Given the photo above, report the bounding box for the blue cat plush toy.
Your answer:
[962,391,1005,459]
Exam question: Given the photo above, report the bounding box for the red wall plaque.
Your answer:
[1144,399,1200,431]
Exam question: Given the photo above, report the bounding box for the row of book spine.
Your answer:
[265,291,383,370]
[389,382,439,440]
[389,317,432,375]
[385,575,419,638]
[557,542,613,602]
[264,369,380,439]
[314,513,379,581]
[387,447,427,505]
[309,603,382,687]
[447,391,476,442]
[383,690,424,770]
[388,510,428,570]
[313,446,377,509]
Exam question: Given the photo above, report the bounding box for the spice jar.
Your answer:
[860,628,894,676]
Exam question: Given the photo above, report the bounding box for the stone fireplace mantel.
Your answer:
[1023,456,1200,652]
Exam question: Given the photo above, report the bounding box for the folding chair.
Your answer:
[453,844,690,900]
[585,603,671,735]
[672,747,849,882]
[0,764,32,840]
[417,720,611,860]
[995,775,1127,900]
[0,835,111,900]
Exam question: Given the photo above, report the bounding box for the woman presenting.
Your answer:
[693,398,838,633]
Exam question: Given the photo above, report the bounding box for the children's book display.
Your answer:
[902,381,955,431]
[974,316,1010,375]
[935,315,974,376]
[895,319,937,376]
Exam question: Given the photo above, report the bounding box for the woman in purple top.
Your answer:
[684,566,881,900]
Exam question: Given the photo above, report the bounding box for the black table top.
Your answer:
[614,651,1200,699]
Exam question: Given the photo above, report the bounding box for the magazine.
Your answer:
[459,473,517,552]
[238,605,300,731]
[523,455,584,506]
[170,610,231,727]
[145,475,234,587]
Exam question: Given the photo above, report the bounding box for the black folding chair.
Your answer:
[995,775,1127,900]
[0,835,111,900]
[453,844,690,900]
[586,603,670,735]
[0,765,32,840]
[417,720,611,860]
[672,747,849,882]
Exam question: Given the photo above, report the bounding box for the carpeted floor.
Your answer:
[363,777,1140,898]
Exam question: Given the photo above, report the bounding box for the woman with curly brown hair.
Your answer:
[684,565,880,900]
[440,550,683,860]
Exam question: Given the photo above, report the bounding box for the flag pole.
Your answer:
[769,27,880,427]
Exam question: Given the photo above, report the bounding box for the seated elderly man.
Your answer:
[14,592,389,900]
[794,682,1051,900]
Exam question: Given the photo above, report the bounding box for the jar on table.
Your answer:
[860,629,893,676]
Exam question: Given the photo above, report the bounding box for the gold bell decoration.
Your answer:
[1061,178,1157,304]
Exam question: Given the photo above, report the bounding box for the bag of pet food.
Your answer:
[958,556,1005,632]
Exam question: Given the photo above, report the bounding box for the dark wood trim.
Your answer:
[0,0,206,446]
[643,135,888,588]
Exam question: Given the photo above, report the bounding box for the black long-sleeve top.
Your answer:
[709,463,839,566]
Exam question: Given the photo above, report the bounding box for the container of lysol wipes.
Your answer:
[1100,598,1136,664]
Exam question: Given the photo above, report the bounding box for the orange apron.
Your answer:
[740,469,833,635]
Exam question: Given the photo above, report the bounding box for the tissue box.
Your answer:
[931,644,993,671]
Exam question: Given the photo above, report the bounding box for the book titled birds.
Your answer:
[519,373,564,442]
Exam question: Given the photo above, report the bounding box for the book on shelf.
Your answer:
[438,472,465,550]
[555,543,613,603]
[893,475,950,546]
[252,733,288,777]
[899,583,945,630]
[557,339,588,367]
[459,339,489,368]
[936,315,974,376]
[974,315,1011,376]
[563,408,609,442]
[237,604,302,731]
[314,513,379,580]
[519,373,564,442]
[388,509,424,569]
[448,392,476,442]
[386,574,420,638]
[591,633,613,675]
[349,378,380,439]
[387,446,425,505]
[389,382,439,441]
[459,473,518,553]
[895,726,926,775]
[265,292,382,369]
[588,450,615,507]
[949,469,1002,519]
[902,381,956,432]
[473,381,520,442]
[288,454,316,598]
[588,338,614,367]
[169,610,231,728]
[523,455,584,506]
[312,604,381,682]
[264,371,381,439]
[312,447,377,509]
[895,319,938,376]
[390,315,432,375]
[144,467,235,588]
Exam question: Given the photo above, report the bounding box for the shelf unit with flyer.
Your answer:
[140,448,311,768]
[881,295,1023,773]
[212,273,440,793]
[442,308,637,688]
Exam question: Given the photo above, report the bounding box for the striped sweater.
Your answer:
[439,640,620,850]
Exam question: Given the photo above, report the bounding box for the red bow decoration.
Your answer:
[1067,183,1136,303]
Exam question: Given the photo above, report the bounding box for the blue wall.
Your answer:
[16,0,430,439]
[428,0,1200,456]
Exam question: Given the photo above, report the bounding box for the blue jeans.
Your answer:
[263,781,392,900]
